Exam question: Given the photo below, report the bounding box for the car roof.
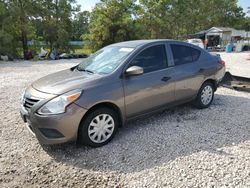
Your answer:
[109,39,176,48]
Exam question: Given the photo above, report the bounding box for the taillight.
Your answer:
[219,59,225,66]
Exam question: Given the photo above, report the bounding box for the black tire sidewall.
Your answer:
[196,82,214,108]
[78,107,119,147]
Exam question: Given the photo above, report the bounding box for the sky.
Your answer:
[78,0,99,11]
[78,0,249,13]
[238,0,249,13]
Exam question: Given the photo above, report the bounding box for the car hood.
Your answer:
[32,68,102,95]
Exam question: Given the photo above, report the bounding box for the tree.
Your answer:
[71,10,90,40]
[0,1,16,56]
[5,0,40,59]
[136,0,246,40]
[242,7,250,32]
[42,0,78,52]
[1,0,248,57]
[84,0,139,51]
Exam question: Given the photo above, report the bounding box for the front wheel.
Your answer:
[78,107,118,147]
[194,82,214,109]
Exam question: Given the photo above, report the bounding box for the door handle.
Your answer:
[161,76,171,82]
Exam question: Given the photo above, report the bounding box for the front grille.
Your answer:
[24,97,40,111]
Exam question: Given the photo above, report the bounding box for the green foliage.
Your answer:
[83,0,139,52]
[0,0,249,58]
[0,30,16,56]
[83,0,248,52]
[0,0,82,58]
[72,11,90,40]
[5,0,42,59]
[135,0,246,39]
[0,1,18,56]
[41,0,78,52]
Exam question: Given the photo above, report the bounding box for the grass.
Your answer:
[73,47,92,55]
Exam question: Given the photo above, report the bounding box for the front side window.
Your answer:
[171,44,201,65]
[77,46,134,74]
[130,45,167,73]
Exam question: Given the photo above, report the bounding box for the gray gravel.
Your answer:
[1,60,250,187]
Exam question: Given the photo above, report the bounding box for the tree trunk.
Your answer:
[49,41,53,53]
[19,0,28,60]
[21,30,28,60]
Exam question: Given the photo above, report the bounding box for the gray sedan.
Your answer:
[20,40,225,147]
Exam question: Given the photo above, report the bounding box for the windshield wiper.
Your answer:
[77,67,94,74]
[83,69,94,74]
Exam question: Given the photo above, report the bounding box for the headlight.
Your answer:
[37,89,82,115]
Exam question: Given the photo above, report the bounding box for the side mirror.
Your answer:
[125,66,144,76]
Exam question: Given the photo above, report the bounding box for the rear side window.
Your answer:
[171,44,201,65]
[130,45,167,73]
[191,48,201,61]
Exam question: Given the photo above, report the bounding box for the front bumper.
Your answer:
[20,103,87,145]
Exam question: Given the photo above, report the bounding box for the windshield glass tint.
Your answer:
[77,46,134,74]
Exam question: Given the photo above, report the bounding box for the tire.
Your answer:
[78,107,119,147]
[194,82,214,109]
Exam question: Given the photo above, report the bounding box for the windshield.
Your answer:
[77,46,134,74]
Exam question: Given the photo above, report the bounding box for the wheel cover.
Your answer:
[88,114,115,144]
[201,85,213,105]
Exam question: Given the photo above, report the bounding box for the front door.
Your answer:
[122,44,175,118]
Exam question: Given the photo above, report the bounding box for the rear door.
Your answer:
[122,44,175,118]
[169,43,203,101]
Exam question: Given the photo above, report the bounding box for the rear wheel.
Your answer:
[195,82,214,109]
[78,107,118,147]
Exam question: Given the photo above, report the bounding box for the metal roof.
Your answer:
[207,27,235,32]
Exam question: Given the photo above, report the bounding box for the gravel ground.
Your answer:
[1,60,250,187]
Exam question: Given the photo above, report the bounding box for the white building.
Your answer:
[205,27,245,48]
